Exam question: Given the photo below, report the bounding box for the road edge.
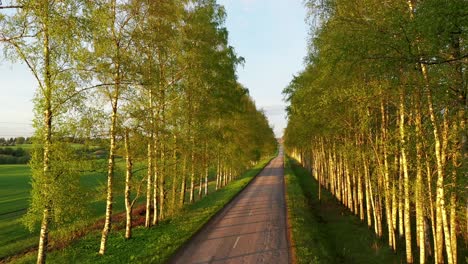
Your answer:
[283,155,297,264]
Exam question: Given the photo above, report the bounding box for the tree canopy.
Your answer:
[0,0,277,262]
[284,1,466,263]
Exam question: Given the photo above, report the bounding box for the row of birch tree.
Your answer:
[284,0,466,263]
[0,0,277,263]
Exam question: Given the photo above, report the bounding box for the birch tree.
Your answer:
[87,0,137,254]
[0,1,90,262]
[284,0,466,263]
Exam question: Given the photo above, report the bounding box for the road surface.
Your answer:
[169,149,289,264]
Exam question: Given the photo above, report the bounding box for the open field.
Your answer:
[1,145,33,150]
[0,163,137,260]
[3,144,89,150]
[0,165,30,218]
[12,145,33,150]
[284,157,405,263]
[8,156,274,263]
[0,165,35,260]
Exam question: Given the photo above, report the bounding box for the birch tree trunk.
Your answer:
[204,147,209,196]
[37,205,51,264]
[392,153,399,242]
[99,87,119,255]
[215,154,220,190]
[415,91,425,263]
[421,61,452,264]
[37,5,52,262]
[99,75,119,251]
[189,141,195,203]
[381,97,396,250]
[425,155,438,261]
[152,143,159,225]
[159,142,166,221]
[363,155,373,228]
[398,152,404,238]
[145,139,153,227]
[448,31,464,264]
[124,130,133,239]
[145,90,154,227]
[179,156,187,207]
[170,136,178,215]
[198,176,203,199]
[158,77,166,220]
[399,87,413,263]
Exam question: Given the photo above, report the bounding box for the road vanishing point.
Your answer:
[169,148,289,264]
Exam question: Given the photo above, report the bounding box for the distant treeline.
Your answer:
[0,139,107,164]
[0,136,109,146]
[0,147,30,164]
[0,137,32,146]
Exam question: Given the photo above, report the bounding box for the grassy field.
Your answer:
[3,144,34,150]
[0,163,137,260]
[9,156,273,263]
[0,165,36,260]
[284,157,405,264]
[4,144,88,150]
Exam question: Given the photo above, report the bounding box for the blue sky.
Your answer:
[0,0,309,138]
[218,0,309,136]
[0,62,36,138]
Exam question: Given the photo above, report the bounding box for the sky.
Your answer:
[218,0,309,137]
[0,0,309,138]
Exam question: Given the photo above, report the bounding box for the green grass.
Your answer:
[0,165,30,217]
[4,144,92,150]
[0,161,221,260]
[3,144,103,153]
[0,165,36,259]
[284,157,404,264]
[8,156,274,263]
[4,144,34,150]
[0,163,135,260]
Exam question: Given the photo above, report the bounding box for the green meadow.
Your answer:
[0,163,132,260]
[0,165,35,259]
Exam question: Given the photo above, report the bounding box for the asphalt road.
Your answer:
[169,149,289,264]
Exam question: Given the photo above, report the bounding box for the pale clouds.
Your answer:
[261,104,285,116]
[260,104,287,138]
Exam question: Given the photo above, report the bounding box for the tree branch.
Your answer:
[130,177,144,208]
[419,54,468,65]
[53,83,121,112]
[9,41,45,94]
[0,5,23,9]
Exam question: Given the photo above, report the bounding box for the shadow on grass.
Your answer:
[285,157,405,264]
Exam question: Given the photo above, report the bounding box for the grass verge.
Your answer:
[284,157,404,264]
[10,156,274,264]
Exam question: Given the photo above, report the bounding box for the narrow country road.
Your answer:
[169,148,289,264]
